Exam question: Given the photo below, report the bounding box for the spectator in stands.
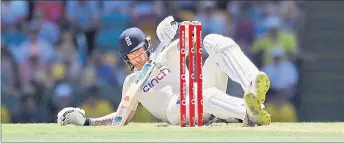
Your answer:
[16,83,48,123]
[234,2,255,53]
[80,59,97,89]
[132,1,156,20]
[80,86,114,118]
[176,7,195,23]
[264,1,281,17]
[1,105,11,123]
[54,30,81,81]
[51,62,66,83]
[45,62,69,121]
[1,0,29,28]
[93,49,119,88]
[95,5,132,51]
[33,10,61,45]
[176,1,197,13]
[251,16,298,68]
[132,1,159,45]
[66,0,100,57]
[262,46,299,99]
[194,1,216,36]
[101,1,132,15]
[16,22,54,86]
[111,54,127,88]
[247,2,265,38]
[52,80,74,110]
[265,97,297,122]
[1,24,26,49]
[35,1,64,24]
[153,1,167,19]
[1,44,21,122]
[1,44,20,91]
[280,1,301,32]
[226,1,242,21]
[262,46,298,122]
[196,1,229,36]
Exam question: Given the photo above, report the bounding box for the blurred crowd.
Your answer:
[1,0,304,123]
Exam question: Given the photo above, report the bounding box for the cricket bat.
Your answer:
[112,59,158,126]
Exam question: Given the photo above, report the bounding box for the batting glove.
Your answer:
[57,107,86,126]
[156,16,178,47]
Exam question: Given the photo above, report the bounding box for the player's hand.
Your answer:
[57,107,86,126]
[156,16,178,47]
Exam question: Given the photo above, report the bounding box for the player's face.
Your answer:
[127,47,148,70]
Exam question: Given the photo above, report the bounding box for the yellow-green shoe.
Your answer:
[243,92,271,126]
[254,72,270,104]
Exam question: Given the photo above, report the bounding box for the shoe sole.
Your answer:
[244,92,271,126]
[255,72,270,104]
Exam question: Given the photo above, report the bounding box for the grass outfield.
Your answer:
[2,122,344,142]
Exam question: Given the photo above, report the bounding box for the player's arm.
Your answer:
[90,73,139,126]
[63,101,138,126]
[56,107,116,126]
[57,74,139,126]
[88,112,117,126]
[88,102,138,126]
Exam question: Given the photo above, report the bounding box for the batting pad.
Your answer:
[203,87,246,120]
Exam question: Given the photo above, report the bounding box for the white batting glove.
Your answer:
[57,107,86,126]
[156,16,178,47]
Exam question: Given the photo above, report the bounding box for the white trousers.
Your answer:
[166,34,260,125]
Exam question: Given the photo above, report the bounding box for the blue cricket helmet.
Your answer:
[118,27,153,70]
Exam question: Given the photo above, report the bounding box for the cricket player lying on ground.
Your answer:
[57,16,271,127]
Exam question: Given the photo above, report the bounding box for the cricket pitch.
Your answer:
[2,122,344,142]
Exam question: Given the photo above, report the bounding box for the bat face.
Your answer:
[113,60,157,126]
[123,96,130,102]
[135,60,153,84]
